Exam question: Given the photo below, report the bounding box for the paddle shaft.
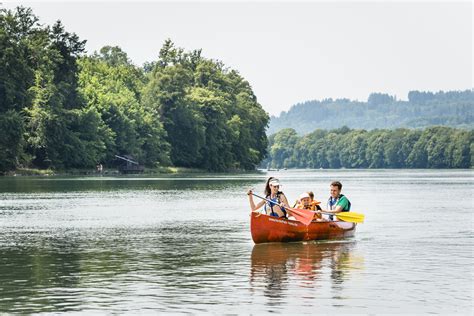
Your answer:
[251,192,317,214]
[251,193,285,207]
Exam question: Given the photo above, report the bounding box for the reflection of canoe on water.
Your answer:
[250,241,362,288]
[251,241,354,269]
[250,212,356,244]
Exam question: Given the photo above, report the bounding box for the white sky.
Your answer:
[2,1,473,115]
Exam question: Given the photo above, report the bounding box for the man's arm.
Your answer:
[322,197,347,214]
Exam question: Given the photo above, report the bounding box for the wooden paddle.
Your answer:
[251,193,314,225]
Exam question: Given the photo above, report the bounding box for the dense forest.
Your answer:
[269,90,474,135]
[0,7,269,173]
[262,126,473,169]
[1,7,473,175]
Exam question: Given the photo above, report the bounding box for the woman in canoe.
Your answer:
[247,177,290,218]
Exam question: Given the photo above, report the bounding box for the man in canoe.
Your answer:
[247,177,290,218]
[322,181,351,221]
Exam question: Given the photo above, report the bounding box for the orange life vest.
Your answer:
[296,200,322,219]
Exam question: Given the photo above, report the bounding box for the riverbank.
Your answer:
[4,166,262,177]
[4,167,209,177]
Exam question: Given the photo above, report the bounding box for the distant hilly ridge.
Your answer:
[268,90,474,135]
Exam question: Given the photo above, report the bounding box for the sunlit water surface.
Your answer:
[0,170,472,314]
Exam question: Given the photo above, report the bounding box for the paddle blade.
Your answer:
[288,207,314,226]
[335,211,365,223]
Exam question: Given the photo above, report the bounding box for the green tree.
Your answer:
[0,7,37,112]
[269,128,300,169]
[143,40,268,171]
[78,50,170,166]
[365,130,389,168]
[0,110,25,172]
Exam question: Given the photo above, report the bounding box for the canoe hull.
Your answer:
[250,212,356,244]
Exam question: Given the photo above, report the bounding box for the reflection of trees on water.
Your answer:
[250,241,364,305]
[0,177,260,193]
[0,221,249,313]
[0,237,82,312]
[0,230,134,313]
[330,243,353,287]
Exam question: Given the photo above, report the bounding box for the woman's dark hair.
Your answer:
[264,177,283,197]
[264,177,274,197]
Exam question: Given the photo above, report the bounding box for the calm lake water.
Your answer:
[0,169,472,314]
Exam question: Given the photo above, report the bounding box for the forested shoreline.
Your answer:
[1,7,472,175]
[0,7,269,174]
[263,126,473,169]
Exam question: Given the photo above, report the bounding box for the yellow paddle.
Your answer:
[321,211,365,223]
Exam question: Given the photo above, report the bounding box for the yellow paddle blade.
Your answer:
[335,211,365,223]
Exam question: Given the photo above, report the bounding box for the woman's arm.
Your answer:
[280,193,290,207]
[247,190,265,212]
[279,194,292,217]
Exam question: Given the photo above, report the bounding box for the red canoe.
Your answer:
[250,212,356,244]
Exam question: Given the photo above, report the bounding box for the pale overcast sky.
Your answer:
[3,1,473,115]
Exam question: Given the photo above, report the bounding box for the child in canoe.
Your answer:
[296,192,325,221]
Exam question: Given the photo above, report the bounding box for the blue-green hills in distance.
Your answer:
[268,90,474,135]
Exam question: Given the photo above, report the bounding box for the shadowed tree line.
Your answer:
[263,126,473,169]
[269,90,474,135]
[0,7,269,174]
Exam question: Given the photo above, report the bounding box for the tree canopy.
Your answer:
[263,127,473,169]
[0,7,269,174]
